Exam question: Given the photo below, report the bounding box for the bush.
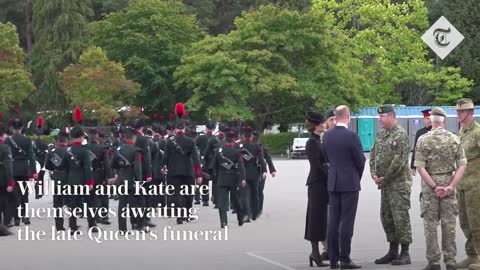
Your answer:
[260,132,308,155]
[29,135,55,144]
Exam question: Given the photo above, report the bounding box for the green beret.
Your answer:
[377,105,395,114]
[430,107,446,117]
[456,98,474,110]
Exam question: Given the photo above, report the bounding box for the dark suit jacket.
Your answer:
[323,126,366,192]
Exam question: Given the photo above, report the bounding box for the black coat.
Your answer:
[410,126,432,169]
[304,133,329,241]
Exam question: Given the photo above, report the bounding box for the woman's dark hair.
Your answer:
[305,120,317,133]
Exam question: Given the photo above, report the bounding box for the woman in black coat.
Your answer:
[304,111,329,267]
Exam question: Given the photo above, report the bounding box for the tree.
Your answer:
[0,0,33,55]
[61,47,140,124]
[90,0,204,116]
[92,0,129,20]
[30,0,93,112]
[255,0,312,12]
[312,0,472,106]
[0,22,35,111]
[175,5,352,131]
[427,0,480,102]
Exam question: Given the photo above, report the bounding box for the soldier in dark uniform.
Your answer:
[60,108,98,234]
[45,131,69,231]
[252,131,276,219]
[166,114,176,138]
[210,129,246,228]
[411,109,432,176]
[132,117,155,228]
[0,126,14,236]
[151,121,166,212]
[204,122,228,208]
[6,117,37,226]
[195,121,216,206]
[238,126,267,222]
[87,128,114,225]
[112,128,144,233]
[33,116,48,199]
[162,103,202,224]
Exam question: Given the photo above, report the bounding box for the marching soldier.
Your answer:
[252,130,276,219]
[411,109,432,176]
[162,103,202,225]
[0,126,14,236]
[33,116,48,199]
[210,129,246,228]
[132,117,155,228]
[6,117,37,226]
[195,120,216,206]
[111,128,144,233]
[455,98,480,270]
[87,128,114,225]
[45,131,70,231]
[61,108,97,234]
[238,125,267,222]
[370,105,413,265]
[204,122,228,208]
[415,107,467,270]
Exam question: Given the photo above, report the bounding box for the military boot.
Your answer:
[375,242,399,264]
[458,256,480,269]
[391,244,411,265]
[423,263,441,270]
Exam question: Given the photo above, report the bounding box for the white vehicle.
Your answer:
[290,137,309,158]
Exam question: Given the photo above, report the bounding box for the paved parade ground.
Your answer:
[0,156,466,270]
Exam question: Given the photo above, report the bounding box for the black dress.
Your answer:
[304,133,329,241]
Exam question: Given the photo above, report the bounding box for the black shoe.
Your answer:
[244,218,251,223]
[214,205,218,209]
[422,263,441,270]
[89,227,99,233]
[203,202,209,207]
[309,255,329,267]
[176,219,183,225]
[391,252,411,265]
[131,224,140,231]
[238,219,244,227]
[330,263,339,269]
[0,225,12,236]
[221,223,227,229]
[320,252,329,261]
[340,261,362,269]
[118,230,127,235]
[5,223,14,228]
[70,229,80,236]
[144,220,156,228]
[232,209,236,214]
[98,218,111,225]
[22,218,31,225]
[375,252,399,264]
[14,219,20,226]
[56,227,65,231]
[194,200,200,205]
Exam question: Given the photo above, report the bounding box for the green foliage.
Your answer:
[30,0,93,113]
[90,0,204,116]
[255,0,312,12]
[175,5,353,130]
[313,0,472,106]
[61,47,140,124]
[0,22,35,111]
[0,0,33,53]
[92,0,129,20]
[260,132,306,155]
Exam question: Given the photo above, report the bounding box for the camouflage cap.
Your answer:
[456,98,474,110]
[430,107,447,117]
[377,105,395,114]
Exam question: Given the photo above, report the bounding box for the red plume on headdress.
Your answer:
[159,115,165,121]
[153,114,158,119]
[169,113,174,119]
[175,103,185,118]
[0,113,3,118]
[233,118,238,123]
[14,107,19,113]
[8,119,13,126]
[37,116,44,128]
[73,107,82,123]
[111,118,115,125]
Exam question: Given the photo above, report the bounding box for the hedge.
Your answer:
[260,132,308,155]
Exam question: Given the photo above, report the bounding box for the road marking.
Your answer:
[246,252,297,270]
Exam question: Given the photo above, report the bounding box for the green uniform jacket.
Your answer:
[211,145,245,188]
[162,133,201,177]
[45,145,68,185]
[237,141,267,181]
[196,133,213,157]
[151,137,165,180]
[458,121,480,190]
[370,124,412,190]
[0,141,14,187]
[60,143,95,186]
[6,134,37,177]
[135,133,152,180]
[87,143,114,185]
[115,143,142,190]
[33,137,49,168]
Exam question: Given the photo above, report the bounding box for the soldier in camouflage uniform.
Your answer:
[455,98,480,270]
[415,107,467,270]
[370,105,413,265]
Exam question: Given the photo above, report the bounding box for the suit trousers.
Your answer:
[12,177,29,221]
[168,175,195,220]
[218,185,243,225]
[118,192,146,230]
[53,194,65,230]
[328,191,359,264]
[242,178,260,220]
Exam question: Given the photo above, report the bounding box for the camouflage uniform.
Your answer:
[370,124,413,245]
[458,121,480,258]
[415,126,467,266]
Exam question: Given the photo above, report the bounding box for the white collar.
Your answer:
[336,123,348,128]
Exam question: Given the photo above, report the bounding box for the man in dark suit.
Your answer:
[410,109,431,176]
[323,105,366,269]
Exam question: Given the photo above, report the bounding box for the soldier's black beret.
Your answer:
[132,117,144,129]
[70,126,85,139]
[11,118,23,129]
[175,119,185,130]
[206,121,216,130]
[305,111,325,124]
